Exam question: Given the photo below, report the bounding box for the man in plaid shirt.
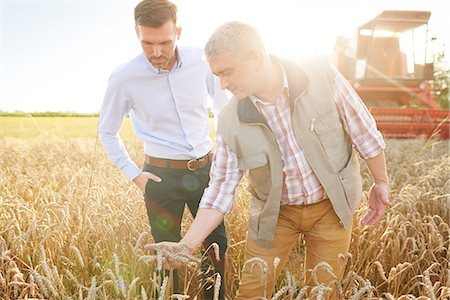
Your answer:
[147,21,389,299]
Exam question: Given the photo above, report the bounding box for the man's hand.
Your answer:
[144,208,224,270]
[133,172,161,194]
[361,181,390,225]
[144,242,195,269]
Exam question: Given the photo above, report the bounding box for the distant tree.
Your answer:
[433,50,450,109]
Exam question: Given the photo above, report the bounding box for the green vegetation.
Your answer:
[433,50,450,109]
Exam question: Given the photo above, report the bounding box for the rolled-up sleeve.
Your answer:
[331,64,386,159]
[199,134,243,214]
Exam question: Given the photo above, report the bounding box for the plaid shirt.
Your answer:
[200,63,385,214]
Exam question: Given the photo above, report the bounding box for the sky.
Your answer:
[1,0,449,113]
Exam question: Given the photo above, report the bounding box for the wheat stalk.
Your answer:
[213,273,221,300]
[158,276,169,300]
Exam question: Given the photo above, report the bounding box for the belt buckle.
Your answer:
[187,159,198,171]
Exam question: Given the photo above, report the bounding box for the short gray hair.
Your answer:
[204,21,266,60]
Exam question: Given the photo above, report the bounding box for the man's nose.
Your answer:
[220,78,228,90]
[153,45,162,57]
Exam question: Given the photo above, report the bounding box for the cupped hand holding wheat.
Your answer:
[144,242,196,270]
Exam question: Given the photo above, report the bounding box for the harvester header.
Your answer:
[334,10,449,139]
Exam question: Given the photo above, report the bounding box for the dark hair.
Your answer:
[134,0,178,27]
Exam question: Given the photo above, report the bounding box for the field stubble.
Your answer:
[0,118,449,299]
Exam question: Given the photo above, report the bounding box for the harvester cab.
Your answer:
[335,10,449,139]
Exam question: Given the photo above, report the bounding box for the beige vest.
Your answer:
[217,56,362,248]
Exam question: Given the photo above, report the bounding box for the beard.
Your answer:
[149,54,173,70]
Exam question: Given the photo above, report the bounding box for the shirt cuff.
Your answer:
[356,131,386,160]
[199,198,234,215]
[122,163,141,180]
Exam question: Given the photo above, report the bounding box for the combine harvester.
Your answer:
[334,10,449,139]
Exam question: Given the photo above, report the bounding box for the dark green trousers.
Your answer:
[143,162,227,299]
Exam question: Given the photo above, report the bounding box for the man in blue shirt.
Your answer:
[98,0,229,297]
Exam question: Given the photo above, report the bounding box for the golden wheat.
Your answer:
[0,131,449,299]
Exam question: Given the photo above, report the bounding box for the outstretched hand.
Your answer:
[361,182,390,225]
[144,241,195,270]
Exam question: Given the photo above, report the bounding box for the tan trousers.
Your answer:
[236,199,352,300]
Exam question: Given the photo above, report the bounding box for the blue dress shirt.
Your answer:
[98,46,229,180]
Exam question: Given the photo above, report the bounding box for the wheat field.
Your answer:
[0,116,449,299]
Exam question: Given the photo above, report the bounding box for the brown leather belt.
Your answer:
[145,152,213,171]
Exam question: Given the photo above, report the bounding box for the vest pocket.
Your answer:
[313,109,348,170]
[238,152,267,170]
[248,196,265,238]
[249,196,265,218]
[238,153,271,199]
[338,150,362,213]
[313,109,343,135]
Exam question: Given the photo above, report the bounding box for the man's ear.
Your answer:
[249,49,264,71]
[176,26,182,40]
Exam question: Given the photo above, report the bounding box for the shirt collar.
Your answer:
[175,47,183,68]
